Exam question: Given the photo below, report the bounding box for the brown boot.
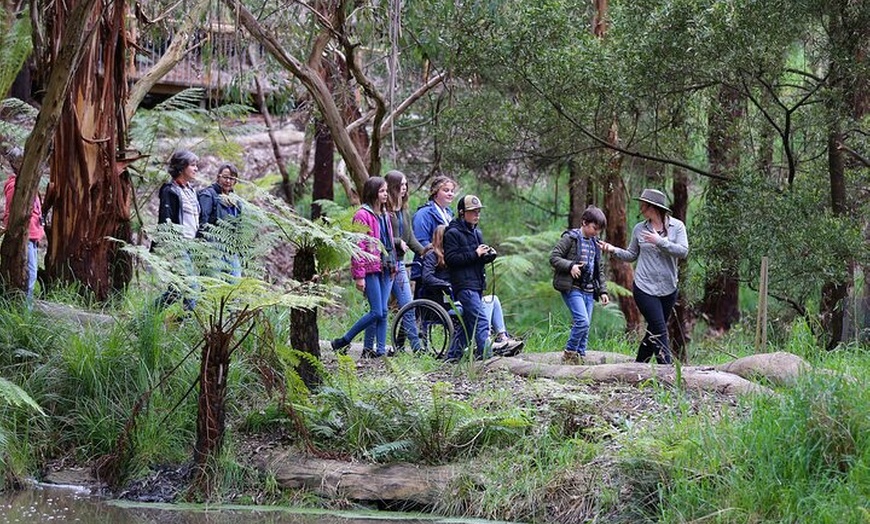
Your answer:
[561,350,580,365]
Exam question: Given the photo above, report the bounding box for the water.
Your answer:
[0,485,477,524]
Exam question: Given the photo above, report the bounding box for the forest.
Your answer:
[0,0,867,522]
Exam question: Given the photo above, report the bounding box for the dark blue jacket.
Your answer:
[198,183,241,231]
[444,218,494,292]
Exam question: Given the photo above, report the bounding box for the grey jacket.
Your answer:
[610,216,688,296]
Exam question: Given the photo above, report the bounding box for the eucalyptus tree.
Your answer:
[0,0,213,301]
[221,0,445,202]
[0,0,99,296]
[403,0,867,345]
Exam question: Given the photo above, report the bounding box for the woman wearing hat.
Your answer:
[599,189,688,364]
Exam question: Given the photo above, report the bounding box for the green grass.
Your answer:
[615,360,870,524]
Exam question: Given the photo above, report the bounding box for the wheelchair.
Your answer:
[390,289,459,359]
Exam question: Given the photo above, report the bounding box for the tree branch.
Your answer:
[223,0,370,186]
[125,0,209,122]
[378,72,446,138]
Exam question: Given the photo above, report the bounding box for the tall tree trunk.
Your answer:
[668,171,691,362]
[593,0,640,332]
[820,2,868,348]
[0,0,97,295]
[291,245,321,389]
[42,0,131,300]
[700,85,743,333]
[311,120,335,220]
[820,130,848,349]
[335,54,373,177]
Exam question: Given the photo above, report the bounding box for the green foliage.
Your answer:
[282,363,530,464]
[635,369,870,523]
[437,426,601,522]
[0,7,32,99]
[693,170,867,317]
[0,98,38,151]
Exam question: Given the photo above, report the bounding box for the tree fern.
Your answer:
[0,7,32,98]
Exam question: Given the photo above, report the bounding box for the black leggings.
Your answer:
[632,283,678,364]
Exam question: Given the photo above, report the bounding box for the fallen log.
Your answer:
[486,355,773,396]
[256,451,455,506]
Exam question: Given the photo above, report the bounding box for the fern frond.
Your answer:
[0,376,45,416]
[0,8,32,97]
[0,98,39,149]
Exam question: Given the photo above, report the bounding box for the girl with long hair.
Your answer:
[332,177,396,358]
[364,171,427,353]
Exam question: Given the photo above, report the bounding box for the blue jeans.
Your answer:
[339,271,392,355]
[481,294,506,335]
[447,288,489,360]
[365,264,419,350]
[632,283,677,364]
[561,289,595,355]
[26,240,38,300]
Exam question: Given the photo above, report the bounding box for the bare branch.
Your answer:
[223,0,370,186]
[838,143,870,167]
[125,0,209,121]
[378,72,446,138]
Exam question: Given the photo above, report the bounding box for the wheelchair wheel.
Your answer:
[391,298,454,359]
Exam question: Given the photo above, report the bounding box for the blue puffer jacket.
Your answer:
[410,201,453,279]
[443,218,494,292]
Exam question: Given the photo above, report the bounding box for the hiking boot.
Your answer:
[493,338,524,357]
[492,339,511,354]
[561,350,581,365]
[331,338,349,355]
[361,348,380,359]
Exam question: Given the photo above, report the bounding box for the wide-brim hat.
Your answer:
[458,194,484,213]
[635,189,671,213]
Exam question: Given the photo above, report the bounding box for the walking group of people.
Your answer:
[330,174,525,360]
[333,173,689,365]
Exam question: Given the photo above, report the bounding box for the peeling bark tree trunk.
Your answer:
[700,85,743,333]
[0,0,97,295]
[42,0,132,300]
[603,155,641,332]
[593,0,640,332]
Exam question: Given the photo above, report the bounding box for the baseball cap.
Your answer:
[457,194,484,213]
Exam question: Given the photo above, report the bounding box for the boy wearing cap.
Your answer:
[443,195,498,361]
